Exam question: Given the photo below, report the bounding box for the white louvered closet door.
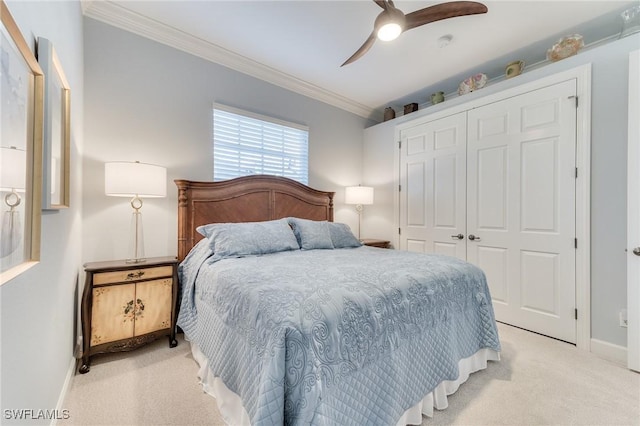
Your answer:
[466,80,577,344]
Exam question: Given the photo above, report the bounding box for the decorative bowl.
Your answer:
[458,73,488,95]
[546,34,584,62]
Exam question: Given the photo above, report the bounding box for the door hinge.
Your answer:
[575,308,578,320]
[398,227,401,235]
[575,167,578,178]
[398,184,401,192]
[398,140,402,149]
[574,238,578,249]
[569,95,578,108]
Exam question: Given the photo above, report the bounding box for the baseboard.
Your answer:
[50,356,76,426]
[590,338,627,366]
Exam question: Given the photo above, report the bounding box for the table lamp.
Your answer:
[345,185,374,240]
[105,161,166,263]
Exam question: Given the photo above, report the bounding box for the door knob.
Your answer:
[451,234,464,240]
[633,247,640,256]
[468,234,481,241]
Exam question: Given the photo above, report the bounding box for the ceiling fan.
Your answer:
[341,0,488,66]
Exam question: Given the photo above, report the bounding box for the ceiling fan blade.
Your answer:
[373,0,387,10]
[404,1,488,31]
[341,32,377,67]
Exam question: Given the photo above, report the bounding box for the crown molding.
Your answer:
[83,1,374,119]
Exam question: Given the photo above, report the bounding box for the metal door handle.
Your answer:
[633,247,640,256]
[468,234,481,241]
[451,234,464,240]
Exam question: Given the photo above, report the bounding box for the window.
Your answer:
[213,105,309,184]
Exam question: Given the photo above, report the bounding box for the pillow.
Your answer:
[287,217,334,250]
[327,222,362,248]
[196,219,299,257]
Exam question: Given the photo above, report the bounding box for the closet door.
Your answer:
[399,112,467,259]
[467,80,577,343]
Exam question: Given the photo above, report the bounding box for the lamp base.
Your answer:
[128,208,145,264]
[356,204,363,240]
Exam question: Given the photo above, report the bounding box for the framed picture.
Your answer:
[38,37,70,209]
[0,0,44,284]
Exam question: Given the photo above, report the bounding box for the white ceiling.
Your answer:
[83,0,637,120]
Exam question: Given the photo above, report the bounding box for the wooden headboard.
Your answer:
[175,175,335,261]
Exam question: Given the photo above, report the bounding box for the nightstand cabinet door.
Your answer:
[91,284,136,346]
[134,278,173,336]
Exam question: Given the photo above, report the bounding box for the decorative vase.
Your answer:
[383,107,396,121]
[430,92,445,105]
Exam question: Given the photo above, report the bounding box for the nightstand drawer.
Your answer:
[93,265,173,286]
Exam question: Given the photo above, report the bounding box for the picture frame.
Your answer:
[37,37,70,210]
[0,0,44,284]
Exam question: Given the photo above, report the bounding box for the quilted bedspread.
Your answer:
[178,242,501,425]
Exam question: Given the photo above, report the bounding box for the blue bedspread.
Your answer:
[178,241,500,425]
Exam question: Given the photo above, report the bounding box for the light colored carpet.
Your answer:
[60,323,639,425]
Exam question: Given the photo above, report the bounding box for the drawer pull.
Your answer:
[126,271,145,280]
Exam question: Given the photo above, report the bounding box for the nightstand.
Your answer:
[79,256,179,374]
[361,239,391,249]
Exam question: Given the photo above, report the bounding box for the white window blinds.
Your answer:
[213,105,309,184]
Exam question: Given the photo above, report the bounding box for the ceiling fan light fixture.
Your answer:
[374,7,406,41]
[377,22,402,41]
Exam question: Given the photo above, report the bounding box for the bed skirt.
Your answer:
[189,340,500,425]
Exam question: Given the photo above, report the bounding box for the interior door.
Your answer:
[467,80,578,343]
[627,49,640,372]
[399,112,466,258]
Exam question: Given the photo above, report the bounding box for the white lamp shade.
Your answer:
[0,146,26,192]
[345,186,374,205]
[105,161,167,198]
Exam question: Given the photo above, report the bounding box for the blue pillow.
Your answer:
[196,219,299,257]
[328,222,362,248]
[287,217,334,250]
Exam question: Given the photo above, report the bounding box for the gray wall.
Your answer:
[0,0,84,420]
[363,34,640,348]
[82,18,370,263]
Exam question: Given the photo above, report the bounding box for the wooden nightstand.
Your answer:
[79,256,179,374]
[361,239,391,249]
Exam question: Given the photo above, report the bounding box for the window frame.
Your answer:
[212,103,309,184]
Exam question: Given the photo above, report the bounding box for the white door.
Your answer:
[399,112,467,259]
[627,49,640,372]
[467,80,577,343]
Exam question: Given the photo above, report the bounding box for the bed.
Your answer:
[175,175,501,425]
